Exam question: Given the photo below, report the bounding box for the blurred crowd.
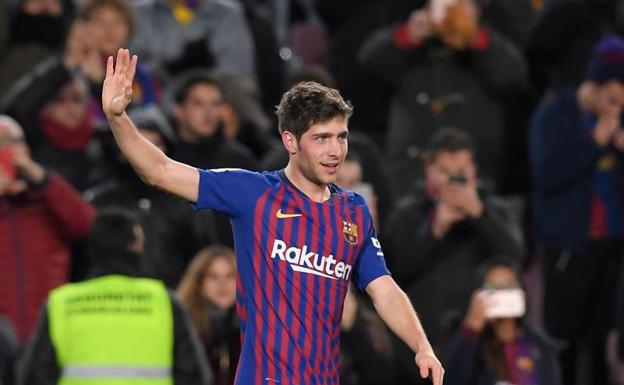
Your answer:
[1,0,624,384]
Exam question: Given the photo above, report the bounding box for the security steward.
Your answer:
[19,208,213,385]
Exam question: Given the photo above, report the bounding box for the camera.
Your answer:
[449,174,467,184]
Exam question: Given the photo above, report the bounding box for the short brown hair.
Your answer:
[275,82,353,140]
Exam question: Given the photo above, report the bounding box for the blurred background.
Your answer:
[2,0,624,384]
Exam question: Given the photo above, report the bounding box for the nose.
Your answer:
[327,137,343,157]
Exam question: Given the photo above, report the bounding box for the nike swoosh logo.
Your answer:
[276,209,303,219]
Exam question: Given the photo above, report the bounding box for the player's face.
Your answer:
[201,256,237,311]
[294,117,349,186]
[175,83,224,141]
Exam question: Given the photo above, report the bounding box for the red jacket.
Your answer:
[0,172,96,343]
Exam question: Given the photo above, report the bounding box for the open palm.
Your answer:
[102,48,137,116]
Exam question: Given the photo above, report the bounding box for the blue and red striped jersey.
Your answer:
[193,169,390,385]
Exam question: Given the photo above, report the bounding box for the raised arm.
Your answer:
[365,275,444,385]
[102,49,199,202]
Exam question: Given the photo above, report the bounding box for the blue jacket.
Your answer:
[529,88,624,251]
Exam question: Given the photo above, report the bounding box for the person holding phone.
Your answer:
[0,115,96,343]
[445,259,562,385]
[383,128,525,383]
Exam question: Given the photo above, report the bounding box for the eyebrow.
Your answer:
[312,130,349,137]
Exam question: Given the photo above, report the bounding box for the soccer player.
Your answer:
[102,49,444,385]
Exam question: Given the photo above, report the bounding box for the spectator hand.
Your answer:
[464,290,487,332]
[432,202,466,239]
[612,129,624,152]
[13,146,45,185]
[440,182,483,219]
[414,348,444,385]
[593,114,620,147]
[102,49,137,117]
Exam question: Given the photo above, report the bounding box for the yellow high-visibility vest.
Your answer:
[48,275,174,385]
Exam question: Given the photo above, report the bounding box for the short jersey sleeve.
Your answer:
[193,168,270,218]
[352,205,391,291]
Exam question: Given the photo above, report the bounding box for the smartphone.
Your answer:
[0,148,16,182]
[481,288,526,319]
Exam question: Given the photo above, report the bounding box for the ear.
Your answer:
[281,131,298,155]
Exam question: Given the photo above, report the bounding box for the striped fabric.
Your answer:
[193,169,389,385]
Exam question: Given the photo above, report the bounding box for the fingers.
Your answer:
[128,55,138,81]
[115,48,124,74]
[106,56,114,78]
[419,364,429,379]
[432,364,444,385]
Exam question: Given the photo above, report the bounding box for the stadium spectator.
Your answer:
[169,70,256,171]
[218,73,277,159]
[178,246,240,385]
[1,56,106,192]
[359,0,528,196]
[382,128,525,383]
[18,208,213,385]
[130,0,255,80]
[0,0,74,97]
[0,115,95,342]
[445,259,562,385]
[529,33,624,385]
[78,0,160,112]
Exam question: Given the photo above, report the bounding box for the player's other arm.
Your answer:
[366,275,444,385]
[102,49,199,203]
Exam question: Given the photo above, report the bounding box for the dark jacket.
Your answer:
[202,306,240,385]
[381,184,525,379]
[1,58,107,192]
[18,286,213,385]
[84,159,233,287]
[0,172,96,343]
[0,316,17,385]
[529,87,624,251]
[445,325,562,385]
[340,297,395,385]
[359,25,528,195]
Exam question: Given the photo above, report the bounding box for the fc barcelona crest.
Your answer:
[342,220,358,245]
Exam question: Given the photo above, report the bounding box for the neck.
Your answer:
[284,163,330,203]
